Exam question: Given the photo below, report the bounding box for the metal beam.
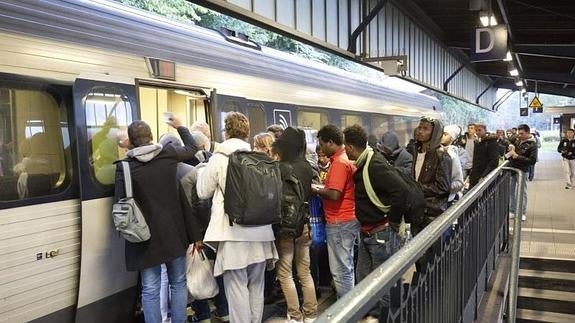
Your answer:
[443,63,465,91]
[515,44,575,60]
[347,0,388,54]
[493,90,514,111]
[476,80,497,104]
[496,0,525,73]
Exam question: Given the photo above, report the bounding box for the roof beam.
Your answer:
[515,44,575,60]
[348,0,388,54]
[496,0,525,73]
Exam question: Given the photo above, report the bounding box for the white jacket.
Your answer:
[445,145,465,202]
[197,138,276,243]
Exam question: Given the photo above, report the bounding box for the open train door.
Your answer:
[72,74,139,323]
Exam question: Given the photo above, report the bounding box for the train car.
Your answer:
[0,0,440,322]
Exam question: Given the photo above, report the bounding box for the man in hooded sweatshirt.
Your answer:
[412,117,452,230]
[273,127,318,323]
[378,131,413,176]
[114,118,197,323]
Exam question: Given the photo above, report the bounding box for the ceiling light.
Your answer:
[504,51,512,61]
[509,68,519,76]
[490,16,498,26]
[515,80,523,87]
[521,88,526,94]
[480,14,489,27]
[479,12,497,27]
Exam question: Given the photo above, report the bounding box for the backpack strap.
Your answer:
[362,150,391,214]
[121,161,133,198]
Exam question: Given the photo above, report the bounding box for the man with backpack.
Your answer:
[343,125,421,321]
[273,127,318,323]
[312,124,360,298]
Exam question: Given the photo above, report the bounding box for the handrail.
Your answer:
[503,167,525,323]
[316,161,512,322]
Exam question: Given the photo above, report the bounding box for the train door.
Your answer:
[73,75,139,323]
[137,83,209,141]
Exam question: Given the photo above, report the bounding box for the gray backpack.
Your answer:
[112,161,151,243]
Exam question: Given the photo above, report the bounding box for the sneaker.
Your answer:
[360,316,379,323]
[521,215,527,221]
[213,310,229,322]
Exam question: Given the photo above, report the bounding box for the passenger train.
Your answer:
[0,0,439,322]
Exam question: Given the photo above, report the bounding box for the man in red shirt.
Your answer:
[312,124,360,298]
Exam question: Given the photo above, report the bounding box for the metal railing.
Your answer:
[316,162,524,323]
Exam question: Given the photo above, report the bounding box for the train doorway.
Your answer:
[137,83,209,141]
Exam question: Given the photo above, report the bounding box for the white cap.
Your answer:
[444,125,461,143]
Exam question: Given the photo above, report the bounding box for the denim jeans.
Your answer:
[509,170,528,217]
[141,256,188,323]
[356,227,401,319]
[325,220,360,298]
[160,265,170,322]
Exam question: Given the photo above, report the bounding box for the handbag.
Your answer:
[112,161,151,243]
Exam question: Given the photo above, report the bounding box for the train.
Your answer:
[0,0,440,322]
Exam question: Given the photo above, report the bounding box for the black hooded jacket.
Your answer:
[354,150,409,225]
[469,135,500,187]
[412,119,452,217]
[509,136,538,171]
[275,127,313,204]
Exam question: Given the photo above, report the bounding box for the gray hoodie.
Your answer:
[380,131,413,176]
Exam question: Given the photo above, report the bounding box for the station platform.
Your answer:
[519,150,575,260]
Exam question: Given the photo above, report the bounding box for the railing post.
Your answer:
[502,167,525,323]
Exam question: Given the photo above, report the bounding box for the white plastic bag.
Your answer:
[186,247,219,300]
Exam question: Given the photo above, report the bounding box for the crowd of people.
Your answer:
[113,113,540,323]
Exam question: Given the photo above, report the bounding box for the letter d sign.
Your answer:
[470,25,507,62]
[476,28,494,54]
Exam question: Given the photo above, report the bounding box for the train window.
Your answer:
[219,100,240,139]
[393,116,419,147]
[297,110,328,130]
[0,87,70,201]
[341,114,363,128]
[84,86,132,185]
[248,104,266,141]
[371,115,391,141]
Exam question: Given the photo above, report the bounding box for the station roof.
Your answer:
[411,0,575,98]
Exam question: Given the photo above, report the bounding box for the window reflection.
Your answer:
[0,87,69,201]
[84,87,132,185]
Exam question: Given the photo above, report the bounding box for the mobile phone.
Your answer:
[163,112,173,123]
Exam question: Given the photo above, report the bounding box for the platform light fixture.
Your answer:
[479,11,498,26]
[504,51,513,61]
[509,68,519,76]
[515,80,523,87]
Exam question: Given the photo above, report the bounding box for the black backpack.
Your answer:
[220,151,282,226]
[392,165,426,225]
[278,163,309,238]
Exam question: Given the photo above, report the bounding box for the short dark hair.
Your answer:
[343,125,367,148]
[128,120,153,147]
[317,124,343,146]
[517,124,530,133]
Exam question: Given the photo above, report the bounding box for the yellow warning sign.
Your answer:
[529,96,543,108]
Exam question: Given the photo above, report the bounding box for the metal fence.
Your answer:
[316,163,518,323]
